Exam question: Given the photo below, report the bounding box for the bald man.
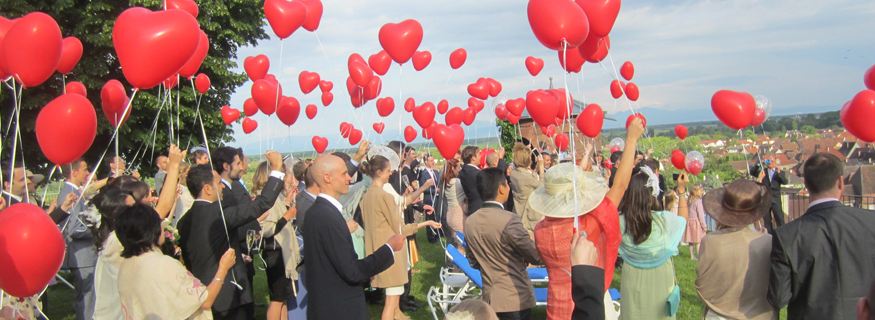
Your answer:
[302,155,405,320]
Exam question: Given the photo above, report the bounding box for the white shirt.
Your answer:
[65,181,81,191]
[304,190,317,200]
[466,164,479,169]
[808,197,840,210]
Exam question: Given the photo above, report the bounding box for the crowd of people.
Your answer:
[2,116,875,320]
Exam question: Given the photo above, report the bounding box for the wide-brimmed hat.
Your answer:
[702,179,772,227]
[527,162,608,218]
[25,170,44,184]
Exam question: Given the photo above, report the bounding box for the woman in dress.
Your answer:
[115,203,234,319]
[684,185,707,260]
[509,143,544,233]
[441,158,466,246]
[173,161,194,227]
[360,155,441,320]
[618,170,689,319]
[252,161,299,320]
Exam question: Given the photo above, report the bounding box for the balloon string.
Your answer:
[176,75,181,146]
[8,80,23,200]
[313,31,331,66]
[79,88,139,204]
[39,165,58,207]
[563,42,580,232]
[62,74,67,94]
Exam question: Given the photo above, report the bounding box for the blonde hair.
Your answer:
[445,300,498,320]
[252,161,287,194]
[664,189,678,212]
[512,143,532,169]
[689,184,704,201]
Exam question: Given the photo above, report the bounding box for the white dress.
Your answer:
[93,232,123,320]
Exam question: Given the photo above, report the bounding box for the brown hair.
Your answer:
[361,155,390,178]
[461,146,480,164]
[441,158,461,189]
[252,161,288,194]
[512,143,532,168]
[619,173,661,245]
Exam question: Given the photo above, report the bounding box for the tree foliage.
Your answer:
[0,0,267,176]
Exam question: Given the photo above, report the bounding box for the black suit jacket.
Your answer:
[418,166,440,205]
[230,179,261,254]
[302,197,394,320]
[751,166,787,204]
[177,176,283,313]
[768,201,875,320]
[458,164,482,215]
[572,265,606,320]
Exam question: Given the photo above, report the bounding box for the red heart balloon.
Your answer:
[363,76,382,100]
[378,20,423,65]
[507,112,521,125]
[625,113,646,129]
[686,160,703,175]
[319,80,333,93]
[244,54,270,82]
[620,61,634,81]
[345,76,358,95]
[243,98,259,117]
[578,34,610,63]
[413,102,436,128]
[750,108,766,127]
[711,90,755,130]
[527,0,589,50]
[264,0,307,39]
[554,117,563,127]
[377,97,395,117]
[404,97,416,112]
[525,56,544,77]
[624,82,640,101]
[526,90,560,127]
[404,125,417,142]
[506,98,526,116]
[57,37,83,75]
[841,90,875,142]
[558,48,585,73]
[675,125,688,140]
[166,0,199,18]
[495,104,509,120]
[101,80,131,127]
[349,60,374,87]
[299,71,320,94]
[450,48,467,69]
[552,89,573,120]
[65,81,87,97]
[276,96,300,126]
[865,64,875,91]
[113,8,200,89]
[671,150,686,170]
[300,0,323,31]
[321,92,333,106]
[577,103,604,138]
[541,124,556,137]
[178,30,208,78]
[312,136,328,153]
[242,117,258,133]
[487,78,502,97]
[221,105,240,125]
[252,79,281,116]
[368,50,392,76]
[467,80,489,100]
[4,12,62,87]
[0,203,66,298]
[576,0,621,38]
[463,107,477,126]
[437,99,449,114]
[433,124,465,159]
[195,73,210,94]
[373,122,385,134]
[163,74,178,89]
[0,17,16,78]
[348,128,363,145]
[412,51,432,71]
[610,79,625,99]
[554,133,569,151]
[446,107,465,126]
[468,97,485,112]
[339,122,353,138]
[36,94,97,165]
[305,104,318,120]
[349,88,365,108]
[422,123,436,140]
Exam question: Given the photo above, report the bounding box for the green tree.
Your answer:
[0,0,267,176]
[497,118,519,163]
[800,125,817,135]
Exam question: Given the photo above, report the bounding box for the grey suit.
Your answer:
[294,191,317,230]
[154,169,167,197]
[58,182,96,320]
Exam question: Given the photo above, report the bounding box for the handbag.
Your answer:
[665,283,680,317]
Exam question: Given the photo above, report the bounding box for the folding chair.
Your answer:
[455,231,548,283]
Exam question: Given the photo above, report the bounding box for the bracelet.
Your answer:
[677,193,688,197]
[214,277,223,282]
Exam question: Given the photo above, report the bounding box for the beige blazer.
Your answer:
[509,167,542,232]
[464,204,543,313]
[361,186,418,288]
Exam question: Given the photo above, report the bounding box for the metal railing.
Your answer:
[783,191,875,222]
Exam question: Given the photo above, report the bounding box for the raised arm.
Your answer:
[606,118,645,205]
[155,145,186,219]
[675,173,689,221]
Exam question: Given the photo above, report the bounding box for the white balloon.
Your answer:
[754,95,772,117]
[609,138,625,153]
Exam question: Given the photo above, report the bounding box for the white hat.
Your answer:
[527,162,608,218]
[367,146,401,170]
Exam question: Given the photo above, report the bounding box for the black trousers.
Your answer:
[496,308,532,320]
[212,303,255,320]
[763,200,785,234]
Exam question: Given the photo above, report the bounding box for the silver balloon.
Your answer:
[754,95,772,118]
[609,138,625,153]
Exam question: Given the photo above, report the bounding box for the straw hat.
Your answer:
[702,179,771,227]
[25,170,44,184]
[527,162,608,218]
[367,145,401,170]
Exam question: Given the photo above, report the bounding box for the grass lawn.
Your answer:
[43,230,785,320]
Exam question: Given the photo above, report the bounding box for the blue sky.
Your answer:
[226,0,875,153]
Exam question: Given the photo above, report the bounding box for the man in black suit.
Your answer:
[752,156,788,234]
[458,146,483,216]
[177,150,284,320]
[419,154,442,243]
[1,161,27,206]
[302,154,404,320]
[768,152,875,320]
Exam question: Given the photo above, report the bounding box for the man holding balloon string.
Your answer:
[750,155,787,235]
